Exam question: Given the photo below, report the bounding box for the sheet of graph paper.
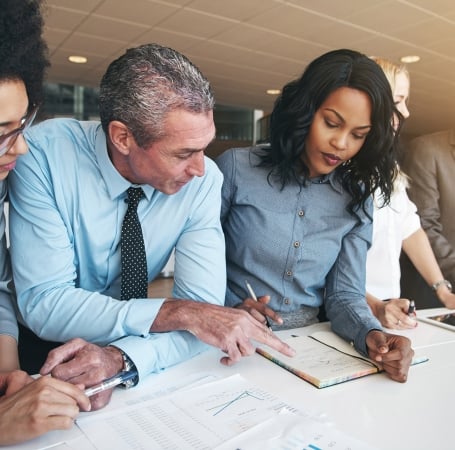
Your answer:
[77,373,372,450]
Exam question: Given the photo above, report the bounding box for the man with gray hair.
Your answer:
[9,44,293,410]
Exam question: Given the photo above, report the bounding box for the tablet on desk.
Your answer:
[419,312,455,331]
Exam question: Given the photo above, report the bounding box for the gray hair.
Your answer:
[99,43,214,147]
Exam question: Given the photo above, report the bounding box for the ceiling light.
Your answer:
[266,89,281,95]
[68,55,88,64]
[400,55,420,64]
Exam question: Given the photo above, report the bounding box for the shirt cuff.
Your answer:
[110,331,211,383]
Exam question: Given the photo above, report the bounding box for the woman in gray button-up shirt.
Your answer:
[216,49,413,383]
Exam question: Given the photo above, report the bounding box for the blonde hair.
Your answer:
[370,56,410,94]
[370,57,411,189]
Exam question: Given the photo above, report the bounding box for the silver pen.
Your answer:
[84,370,138,397]
[245,280,272,329]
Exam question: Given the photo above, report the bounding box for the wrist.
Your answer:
[108,346,138,387]
[105,346,125,372]
[431,279,452,296]
[437,286,453,304]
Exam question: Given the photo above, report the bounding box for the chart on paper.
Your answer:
[77,373,376,450]
[77,374,300,449]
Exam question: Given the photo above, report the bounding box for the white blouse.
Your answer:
[366,175,421,299]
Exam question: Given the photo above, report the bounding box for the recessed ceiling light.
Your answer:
[68,55,88,64]
[400,55,420,64]
[266,89,281,95]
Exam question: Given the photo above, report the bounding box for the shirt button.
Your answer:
[286,270,292,276]
[298,210,304,217]
[293,241,300,248]
[284,298,290,305]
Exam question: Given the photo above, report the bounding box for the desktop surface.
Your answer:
[7,308,455,450]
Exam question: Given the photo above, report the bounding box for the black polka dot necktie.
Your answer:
[120,187,148,300]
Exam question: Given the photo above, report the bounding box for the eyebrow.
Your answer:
[179,132,217,153]
[325,108,372,130]
[0,109,29,128]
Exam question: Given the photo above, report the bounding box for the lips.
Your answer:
[322,152,342,166]
[0,160,16,171]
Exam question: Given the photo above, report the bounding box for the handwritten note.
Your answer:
[257,331,428,388]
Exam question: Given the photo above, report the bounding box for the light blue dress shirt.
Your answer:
[0,180,17,341]
[8,118,226,380]
[216,148,382,356]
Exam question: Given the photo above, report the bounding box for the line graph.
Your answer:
[207,390,265,416]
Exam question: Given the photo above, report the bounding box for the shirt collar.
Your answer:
[309,170,344,194]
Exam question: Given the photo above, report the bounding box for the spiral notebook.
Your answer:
[256,331,428,388]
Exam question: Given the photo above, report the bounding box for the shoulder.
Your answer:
[25,118,101,151]
[409,129,454,156]
[203,156,223,185]
[215,147,261,176]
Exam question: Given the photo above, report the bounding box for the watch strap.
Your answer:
[431,279,452,293]
[114,348,139,388]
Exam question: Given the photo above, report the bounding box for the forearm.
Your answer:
[366,292,383,318]
[150,298,208,333]
[17,288,162,345]
[425,232,455,283]
[403,228,446,287]
[0,335,19,371]
[327,301,380,356]
[402,228,455,305]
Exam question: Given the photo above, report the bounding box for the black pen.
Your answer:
[408,300,416,316]
[244,280,272,330]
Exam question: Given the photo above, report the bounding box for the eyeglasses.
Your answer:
[0,106,38,157]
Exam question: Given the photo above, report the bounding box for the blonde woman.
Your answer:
[365,57,455,329]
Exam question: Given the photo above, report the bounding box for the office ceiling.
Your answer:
[44,0,455,138]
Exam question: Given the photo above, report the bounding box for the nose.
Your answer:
[187,151,205,177]
[330,131,348,151]
[400,103,410,120]
[8,134,28,156]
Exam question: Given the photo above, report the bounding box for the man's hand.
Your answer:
[366,330,414,382]
[153,300,295,366]
[0,373,90,445]
[40,338,124,410]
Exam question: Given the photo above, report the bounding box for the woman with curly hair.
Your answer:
[216,49,414,384]
[0,1,89,445]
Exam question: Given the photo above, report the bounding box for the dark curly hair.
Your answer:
[259,49,400,216]
[0,0,50,108]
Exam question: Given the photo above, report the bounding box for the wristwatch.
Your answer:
[118,349,139,388]
[431,279,452,293]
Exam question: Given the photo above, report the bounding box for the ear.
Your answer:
[108,120,134,156]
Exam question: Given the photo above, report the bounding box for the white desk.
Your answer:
[7,308,455,450]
